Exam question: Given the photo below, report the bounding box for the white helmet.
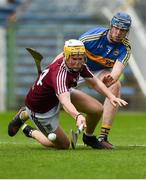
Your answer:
[64,39,86,60]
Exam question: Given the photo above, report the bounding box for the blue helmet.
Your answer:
[111,12,132,31]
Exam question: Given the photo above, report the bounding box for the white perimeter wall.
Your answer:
[0,0,7,6]
[0,27,6,111]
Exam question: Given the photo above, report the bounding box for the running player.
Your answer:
[79,12,132,149]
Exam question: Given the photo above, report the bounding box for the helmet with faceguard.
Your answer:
[64,39,86,60]
[111,12,132,31]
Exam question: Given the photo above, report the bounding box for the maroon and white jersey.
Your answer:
[25,54,93,113]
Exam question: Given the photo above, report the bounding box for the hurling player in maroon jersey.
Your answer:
[8,39,127,149]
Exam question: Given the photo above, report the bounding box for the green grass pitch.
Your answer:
[0,111,146,179]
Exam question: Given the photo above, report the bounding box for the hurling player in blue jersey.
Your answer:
[79,12,132,149]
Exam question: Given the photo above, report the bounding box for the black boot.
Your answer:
[82,133,104,149]
[8,107,26,136]
[98,136,114,149]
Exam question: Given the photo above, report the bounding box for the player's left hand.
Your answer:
[110,97,128,107]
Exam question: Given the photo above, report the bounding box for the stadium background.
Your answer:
[0,0,146,111]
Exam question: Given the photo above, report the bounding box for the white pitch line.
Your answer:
[0,141,38,145]
[128,144,146,147]
[1,142,146,147]
[77,143,146,147]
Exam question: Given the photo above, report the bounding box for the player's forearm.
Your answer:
[58,92,81,120]
[62,102,86,129]
[91,78,115,99]
[110,61,125,81]
[62,103,81,120]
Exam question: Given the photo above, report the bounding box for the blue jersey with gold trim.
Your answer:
[79,27,131,71]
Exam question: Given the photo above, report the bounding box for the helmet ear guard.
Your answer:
[111,12,132,31]
[64,39,86,61]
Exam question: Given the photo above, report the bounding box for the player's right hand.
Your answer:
[103,74,116,87]
[76,114,86,130]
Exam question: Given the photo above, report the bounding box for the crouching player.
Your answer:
[8,39,127,149]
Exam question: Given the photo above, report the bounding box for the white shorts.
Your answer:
[26,104,60,136]
[77,69,110,87]
[76,69,112,98]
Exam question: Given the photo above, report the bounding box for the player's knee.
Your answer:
[60,141,70,149]
[116,80,121,89]
[64,142,70,149]
[92,103,103,118]
[97,104,103,116]
[110,80,121,94]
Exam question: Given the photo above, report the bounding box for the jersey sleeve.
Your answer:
[117,39,131,66]
[117,45,131,66]
[79,27,107,43]
[51,67,69,96]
